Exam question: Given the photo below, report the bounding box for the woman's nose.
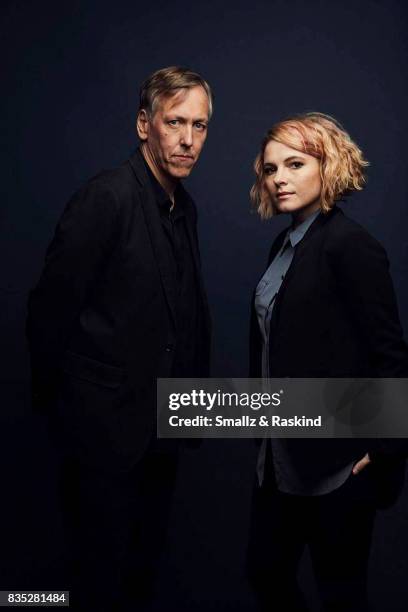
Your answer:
[274,167,288,185]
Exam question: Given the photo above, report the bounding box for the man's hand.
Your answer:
[352,453,371,475]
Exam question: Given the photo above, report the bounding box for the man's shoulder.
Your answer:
[85,153,143,199]
[61,153,149,225]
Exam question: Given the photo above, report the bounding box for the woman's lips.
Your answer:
[277,192,294,199]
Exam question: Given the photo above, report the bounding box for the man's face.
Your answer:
[139,85,209,181]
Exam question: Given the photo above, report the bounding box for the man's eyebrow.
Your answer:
[164,115,208,123]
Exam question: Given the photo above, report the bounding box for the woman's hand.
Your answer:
[352,453,371,475]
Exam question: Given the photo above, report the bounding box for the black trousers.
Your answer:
[58,441,178,612]
[247,448,376,612]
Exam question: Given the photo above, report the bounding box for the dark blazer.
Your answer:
[250,207,408,506]
[26,149,211,470]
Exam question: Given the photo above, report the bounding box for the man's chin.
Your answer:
[168,165,194,179]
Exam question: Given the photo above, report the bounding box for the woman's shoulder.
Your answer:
[324,207,386,258]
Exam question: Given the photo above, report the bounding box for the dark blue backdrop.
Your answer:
[1,1,407,609]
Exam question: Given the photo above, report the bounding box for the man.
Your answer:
[26,66,213,611]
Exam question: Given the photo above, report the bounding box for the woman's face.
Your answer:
[263,140,322,221]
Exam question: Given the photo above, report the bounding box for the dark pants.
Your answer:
[58,442,178,612]
[247,451,376,612]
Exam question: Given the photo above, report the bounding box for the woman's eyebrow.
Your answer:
[264,155,306,166]
[284,155,306,162]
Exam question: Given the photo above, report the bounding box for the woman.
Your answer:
[247,113,408,612]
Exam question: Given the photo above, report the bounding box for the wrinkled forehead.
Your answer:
[159,87,189,108]
[154,85,210,117]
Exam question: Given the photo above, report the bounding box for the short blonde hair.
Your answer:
[250,112,369,219]
[138,65,213,119]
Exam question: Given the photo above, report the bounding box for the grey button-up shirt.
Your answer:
[255,211,354,494]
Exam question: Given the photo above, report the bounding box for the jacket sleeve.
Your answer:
[26,178,120,412]
[329,225,408,458]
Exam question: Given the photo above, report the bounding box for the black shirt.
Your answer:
[143,158,201,377]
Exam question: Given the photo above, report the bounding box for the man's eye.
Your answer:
[194,122,207,131]
[168,120,179,126]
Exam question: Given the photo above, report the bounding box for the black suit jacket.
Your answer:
[27,149,211,470]
[250,207,408,506]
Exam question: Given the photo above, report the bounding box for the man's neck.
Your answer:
[141,143,177,204]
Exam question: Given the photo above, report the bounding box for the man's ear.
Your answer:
[136,109,149,141]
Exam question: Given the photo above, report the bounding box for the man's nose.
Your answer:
[180,125,193,147]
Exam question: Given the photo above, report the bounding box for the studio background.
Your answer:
[1,0,408,609]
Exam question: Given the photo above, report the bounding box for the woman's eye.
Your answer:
[264,167,275,175]
[290,161,303,169]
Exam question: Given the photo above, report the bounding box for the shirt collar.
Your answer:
[142,153,186,218]
[287,210,321,248]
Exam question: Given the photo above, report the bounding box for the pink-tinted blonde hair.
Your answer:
[250,112,369,219]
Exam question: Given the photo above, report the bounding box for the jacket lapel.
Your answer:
[182,191,212,333]
[270,208,340,331]
[267,228,287,266]
[128,150,178,329]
